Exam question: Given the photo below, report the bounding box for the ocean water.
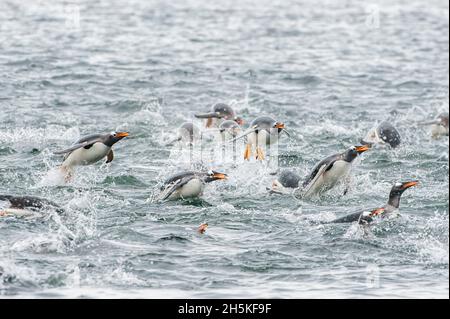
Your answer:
[0,0,448,298]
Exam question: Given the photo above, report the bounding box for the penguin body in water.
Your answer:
[330,181,418,225]
[420,113,449,138]
[361,121,401,149]
[0,195,62,218]
[295,145,370,199]
[156,170,228,201]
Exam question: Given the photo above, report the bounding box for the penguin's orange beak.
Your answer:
[355,145,370,153]
[116,132,129,138]
[402,181,419,189]
[274,122,285,129]
[198,223,208,234]
[213,172,228,180]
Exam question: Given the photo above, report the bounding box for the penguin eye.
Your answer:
[207,170,214,176]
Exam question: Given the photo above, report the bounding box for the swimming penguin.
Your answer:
[295,145,370,199]
[55,131,129,177]
[167,122,200,147]
[156,170,228,201]
[219,120,242,141]
[269,169,301,195]
[0,195,62,218]
[330,180,418,225]
[361,121,401,148]
[232,116,289,160]
[195,103,244,128]
[419,113,449,138]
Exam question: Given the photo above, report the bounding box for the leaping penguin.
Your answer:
[195,103,244,128]
[156,170,228,201]
[361,121,401,148]
[55,131,129,178]
[330,180,418,225]
[232,116,289,161]
[295,145,370,199]
[419,113,449,138]
[0,195,62,218]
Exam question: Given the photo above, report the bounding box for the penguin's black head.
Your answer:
[390,181,419,195]
[104,131,129,147]
[203,170,228,183]
[213,103,235,120]
[388,181,418,207]
[343,145,370,162]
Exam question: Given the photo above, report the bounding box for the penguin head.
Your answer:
[103,131,129,147]
[213,103,235,120]
[390,181,419,195]
[203,170,228,183]
[272,121,286,133]
[343,145,370,162]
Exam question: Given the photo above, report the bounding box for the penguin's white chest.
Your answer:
[248,130,279,146]
[169,179,205,200]
[63,143,110,167]
[307,160,351,196]
[323,161,351,186]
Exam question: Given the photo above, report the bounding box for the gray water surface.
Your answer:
[0,0,448,298]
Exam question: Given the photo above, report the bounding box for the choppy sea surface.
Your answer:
[0,0,448,298]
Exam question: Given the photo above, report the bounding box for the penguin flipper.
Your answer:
[54,141,98,155]
[158,176,194,201]
[301,162,331,197]
[106,150,114,163]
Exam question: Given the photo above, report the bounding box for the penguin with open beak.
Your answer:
[295,145,370,199]
[419,113,449,138]
[232,116,289,161]
[54,131,129,179]
[330,181,418,225]
[195,103,244,128]
[0,195,63,218]
[156,170,228,201]
[361,121,401,149]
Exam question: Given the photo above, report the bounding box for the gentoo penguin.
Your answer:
[233,116,289,160]
[156,170,228,201]
[167,122,200,146]
[330,180,418,225]
[269,169,301,195]
[419,113,449,138]
[295,145,370,199]
[195,103,244,128]
[219,120,242,141]
[361,121,401,148]
[55,131,129,176]
[0,195,62,218]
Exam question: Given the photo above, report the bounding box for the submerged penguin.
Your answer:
[295,145,370,199]
[55,131,129,178]
[233,116,289,161]
[269,169,301,195]
[330,180,418,225]
[361,121,401,148]
[0,195,62,218]
[419,113,449,138]
[195,103,244,128]
[156,170,228,201]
